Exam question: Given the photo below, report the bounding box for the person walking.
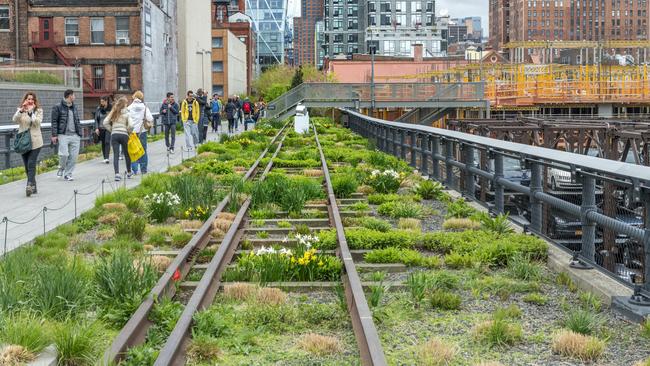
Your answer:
[180,90,200,150]
[234,95,243,130]
[211,94,222,133]
[160,92,179,154]
[51,89,81,181]
[128,90,154,175]
[103,96,134,181]
[225,98,237,135]
[13,92,43,197]
[195,89,210,143]
[242,98,254,131]
[94,96,112,164]
[254,97,266,122]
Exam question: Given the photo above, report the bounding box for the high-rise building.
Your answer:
[490,0,650,55]
[293,0,324,66]
[246,0,287,71]
[324,0,446,59]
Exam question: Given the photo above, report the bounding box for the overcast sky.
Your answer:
[288,0,488,34]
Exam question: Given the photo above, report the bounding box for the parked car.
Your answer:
[547,167,581,190]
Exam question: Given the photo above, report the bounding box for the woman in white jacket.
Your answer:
[104,96,134,181]
[12,92,43,197]
[127,90,154,174]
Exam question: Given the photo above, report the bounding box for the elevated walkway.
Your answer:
[266,82,489,120]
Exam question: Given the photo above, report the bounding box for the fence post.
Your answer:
[420,134,429,176]
[463,144,475,198]
[73,190,78,220]
[529,162,543,233]
[392,128,398,156]
[2,217,7,257]
[432,136,440,180]
[410,131,417,167]
[493,152,505,214]
[42,208,46,235]
[400,130,406,161]
[445,139,454,188]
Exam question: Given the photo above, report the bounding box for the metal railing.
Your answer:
[343,108,650,304]
[266,82,486,119]
[0,113,164,169]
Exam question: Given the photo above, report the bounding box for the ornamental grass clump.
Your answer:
[406,271,430,307]
[115,212,147,241]
[256,287,287,305]
[563,309,603,335]
[144,192,181,223]
[52,321,102,366]
[416,338,457,366]
[366,169,403,194]
[413,180,445,201]
[298,334,343,356]
[398,218,422,232]
[445,199,476,219]
[332,173,359,198]
[429,290,462,310]
[442,218,481,231]
[0,345,34,365]
[32,260,91,320]
[0,314,50,355]
[473,310,523,347]
[223,282,258,301]
[377,201,424,219]
[551,330,605,361]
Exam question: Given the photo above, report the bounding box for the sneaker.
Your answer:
[170,148,175,154]
[64,175,74,181]
[32,186,38,194]
[126,171,133,179]
[115,174,122,182]
[104,159,110,164]
[119,156,124,160]
[26,185,33,197]
[56,168,64,178]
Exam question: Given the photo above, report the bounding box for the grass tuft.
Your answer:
[223,282,258,301]
[641,319,650,339]
[256,287,287,305]
[522,292,548,305]
[398,218,422,232]
[563,309,603,335]
[187,334,221,363]
[52,321,101,366]
[442,218,481,231]
[0,345,35,365]
[0,314,49,354]
[416,338,457,366]
[551,330,605,361]
[473,317,523,347]
[429,290,462,310]
[298,333,342,356]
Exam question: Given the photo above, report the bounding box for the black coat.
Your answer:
[51,100,81,137]
[159,100,180,125]
[95,104,112,130]
[225,102,237,119]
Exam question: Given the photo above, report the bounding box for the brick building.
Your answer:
[0,0,28,60]
[293,0,323,66]
[490,0,650,55]
[27,0,178,118]
[212,0,254,94]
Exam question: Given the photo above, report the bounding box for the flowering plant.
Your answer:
[183,205,211,220]
[366,169,403,194]
[144,192,181,223]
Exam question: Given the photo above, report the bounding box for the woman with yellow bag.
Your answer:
[103,96,135,181]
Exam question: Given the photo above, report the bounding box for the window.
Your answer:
[348,19,358,29]
[333,19,342,29]
[117,64,130,91]
[395,14,405,25]
[92,65,104,90]
[380,14,391,25]
[212,85,224,96]
[368,14,376,25]
[380,1,391,12]
[90,18,104,44]
[65,18,79,37]
[144,3,152,48]
[212,61,223,72]
[115,17,129,44]
[0,5,8,30]
[212,37,223,48]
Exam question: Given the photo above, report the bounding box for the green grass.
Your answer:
[0,314,51,354]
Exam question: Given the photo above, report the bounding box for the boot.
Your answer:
[26,184,33,197]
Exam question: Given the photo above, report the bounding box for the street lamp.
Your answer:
[196,48,212,89]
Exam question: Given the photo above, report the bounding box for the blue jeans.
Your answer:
[131,131,148,173]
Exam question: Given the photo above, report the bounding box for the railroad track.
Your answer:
[106,122,388,365]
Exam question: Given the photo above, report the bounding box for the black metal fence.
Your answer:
[343,109,650,301]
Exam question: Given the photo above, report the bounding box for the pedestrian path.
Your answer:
[0,123,243,254]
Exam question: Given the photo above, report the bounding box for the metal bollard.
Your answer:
[493,152,505,214]
[574,174,597,269]
[400,129,406,160]
[445,139,454,188]
[463,144,475,198]
[432,136,440,180]
[529,162,543,233]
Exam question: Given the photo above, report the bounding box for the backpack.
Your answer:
[243,102,251,114]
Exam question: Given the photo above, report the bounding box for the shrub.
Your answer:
[192,160,234,175]
[115,212,147,241]
[479,213,514,235]
[298,334,342,356]
[473,318,522,347]
[563,309,603,335]
[52,321,102,366]
[429,290,461,310]
[171,232,193,248]
[444,252,476,269]
[641,319,650,339]
[365,247,440,268]
[346,216,393,232]
[32,261,91,319]
[366,169,402,194]
[414,180,445,200]
[445,199,476,219]
[494,304,522,320]
[579,291,602,312]
[428,271,460,291]
[0,314,50,354]
[551,330,605,361]
[332,173,359,198]
[406,271,430,307]
[347,202,371,212]
[368,193,402,205]
[416,338,457,366]
[319,228,417,250]
[442,218,481,231]
[193,311,229,338]
[398,218,422,231]
[378,201,424,219]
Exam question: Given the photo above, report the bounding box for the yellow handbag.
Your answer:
[128,132,145,162]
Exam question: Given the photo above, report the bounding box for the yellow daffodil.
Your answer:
[318,261,324,266]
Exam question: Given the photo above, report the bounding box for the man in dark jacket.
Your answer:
[234,95,243,130]
[95,96,112,164]
[51,89,82,181]
[160,92,180,153]
[196,89,209,143]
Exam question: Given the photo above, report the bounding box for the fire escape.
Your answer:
[30,31,109,97]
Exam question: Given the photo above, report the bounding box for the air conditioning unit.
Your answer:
[117,37,130,45]
[65,36,79,45]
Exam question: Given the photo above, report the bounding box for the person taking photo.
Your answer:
[13,92,43,197]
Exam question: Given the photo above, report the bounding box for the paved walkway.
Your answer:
[0,122,242,254]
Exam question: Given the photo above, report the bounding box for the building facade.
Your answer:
[491,0,650,54]
[0,0,28,61]
[246,0,287,70]
[324,0,446,59]
[211,28,247,97]
[177,0,211,96]
[213,0,255,94]
[28,0,178,117]
[293,0,324,66]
